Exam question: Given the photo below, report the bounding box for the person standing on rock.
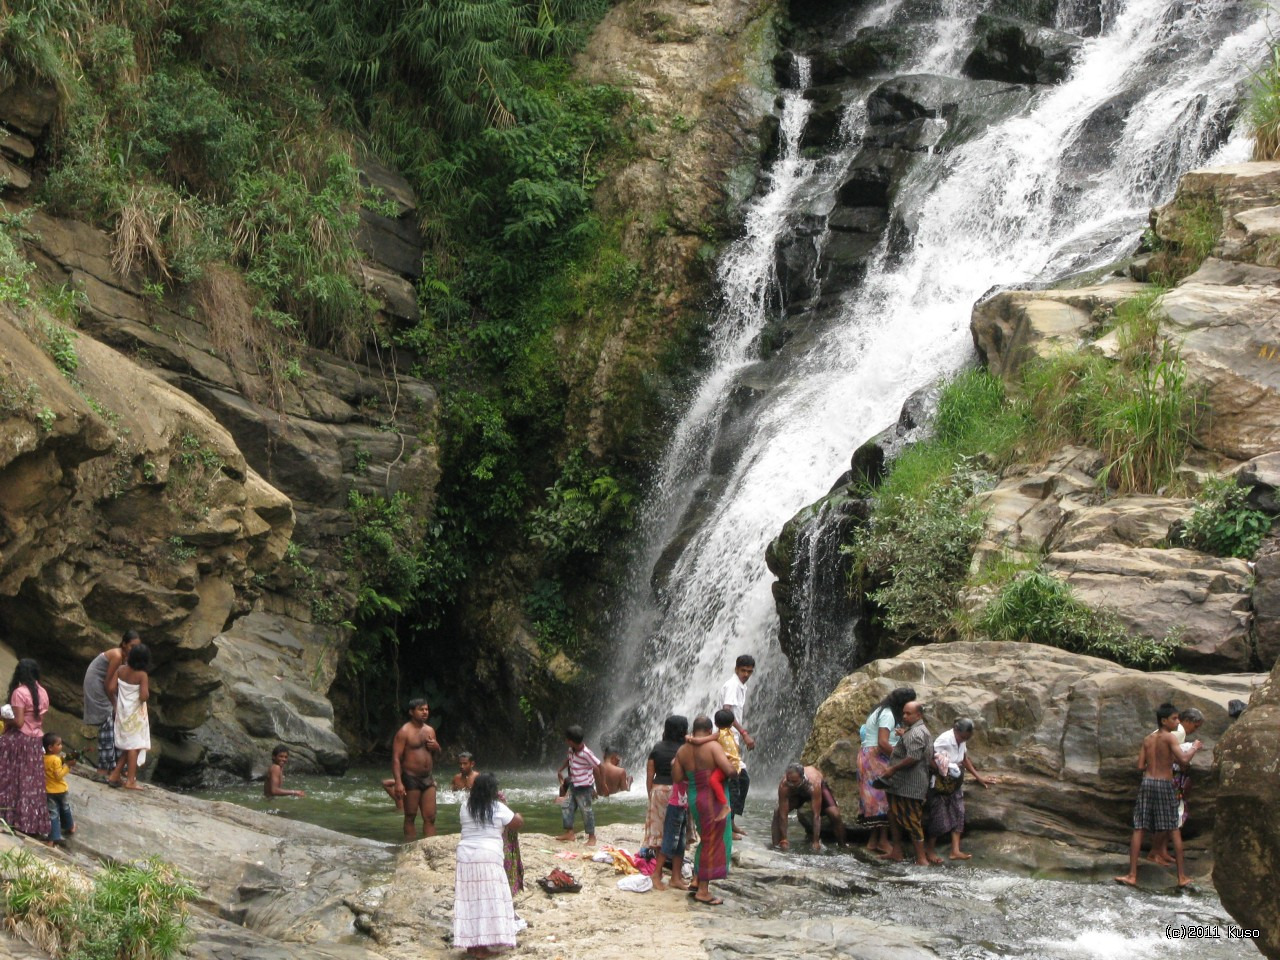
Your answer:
[106,643,151,790]
[391,698,441,840]
[923,718,992,862]
[82,629,140,781]
[453,772,523,957]
[1114,703,1193,889]
[717,654,756,825]
[0,658,51,837]
[1145,704,1204,869]
[857,686,916,856]
[671,715,737,906]
[879,701,932,866]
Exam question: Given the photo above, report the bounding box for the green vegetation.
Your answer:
[529,448,636,563]
[0,848,196,960]
[1249,43,1280,161]
[979,570,1179,669]
[1176,475,1275,559]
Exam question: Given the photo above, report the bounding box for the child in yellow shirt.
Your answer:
[43,733,76,845]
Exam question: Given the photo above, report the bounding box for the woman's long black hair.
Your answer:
[467,772,500,825]
[7,659,41,715]
[874,686,917,725]
[661,714,689,743]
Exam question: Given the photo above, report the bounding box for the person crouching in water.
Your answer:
[454,773,523,957]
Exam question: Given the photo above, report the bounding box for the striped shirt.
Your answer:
[566,745,600,787]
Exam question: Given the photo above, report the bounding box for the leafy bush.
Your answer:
[0,848,196,960]
[849,471,990,640]
[528,449,636,562]
[1176,475,1275,559]
[979,570,1179,669]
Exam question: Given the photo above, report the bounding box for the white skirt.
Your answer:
[453,853,517,949]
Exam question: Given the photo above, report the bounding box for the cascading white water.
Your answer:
[600,0,1269,765]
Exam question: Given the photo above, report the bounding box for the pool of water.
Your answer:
[190,765,648,845]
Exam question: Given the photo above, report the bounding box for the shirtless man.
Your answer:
[1115,703,1193,888]
[595,747,633,797]
[264,745,305,798]
[772,762,846,852]
[391,698,442,840]
[451,751,477,791]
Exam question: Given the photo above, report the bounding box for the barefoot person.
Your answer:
[1115,703,1193,888]
[857,686,915,856]
[1149,706,1203,866]
[880,701,933,866]
[718,655,756,825]
[390,698,441,840]
[82,630,141,780]
[555,725,601,845]
[106,644,151,790]
[772,762,846,851]
[453,773,523,957]
[264,745,305,798]
[645,715,690,891]
[923,718,992,862]
[671,715,736,906]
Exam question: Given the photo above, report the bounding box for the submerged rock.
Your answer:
[804,642,1262,862]
[962,15,1083,85]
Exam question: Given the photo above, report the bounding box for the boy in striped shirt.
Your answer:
[556,725,600,846]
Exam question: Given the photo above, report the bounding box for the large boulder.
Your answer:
[1214,655,1280,960]
[804,642,1262,867]
[962,14,1083,85]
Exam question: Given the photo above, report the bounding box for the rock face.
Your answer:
[0,303,293,748]
[2,79,438,779]
[1214,655,1280,960]
[804,642,1262,859]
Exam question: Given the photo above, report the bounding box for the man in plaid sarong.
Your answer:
[1114,703,1193,889]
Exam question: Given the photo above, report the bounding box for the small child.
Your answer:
[555,725,600,845]
[43,733,75,845]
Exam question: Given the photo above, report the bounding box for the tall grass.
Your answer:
[1249,43,1280,160]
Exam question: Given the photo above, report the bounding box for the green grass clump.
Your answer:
[1176,475,1276,559]
[1249,44,1280,161]
[979,570,1179,669]
[0,848,196,960]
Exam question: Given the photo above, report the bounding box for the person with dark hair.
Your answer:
[645,714,690,891]
[452,752,477,791]
[264,745,305,798]
[1115,703,1192,888]
[454,772,523,956]
[595,745,632,797]
[83,629,141,780]
[107,643,151,790]
[391,698,441,840]
[556,724,600,845]
[857,686,916,855]
[672,715,737,905]
[772,762,845,851]
[880,701,932,865]
[43,732,76,844]
[0,659,50,837]
[450,753,524,896]
[1149,705,1204,866]
[717,655,756,822]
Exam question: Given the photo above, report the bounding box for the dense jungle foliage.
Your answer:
[1,0,646,735]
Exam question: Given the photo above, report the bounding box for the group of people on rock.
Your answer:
[0,631,153,844]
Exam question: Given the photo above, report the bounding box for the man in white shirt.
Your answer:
[718,654,756,830]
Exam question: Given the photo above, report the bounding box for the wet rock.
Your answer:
[1213,654,1280,960]
[800,85,847,150]
[962,15,1083,86]
[808,28,908,85]
[805,642,1263,854]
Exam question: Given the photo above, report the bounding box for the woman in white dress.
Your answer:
[106,643,151,790]
[454,773,523,957]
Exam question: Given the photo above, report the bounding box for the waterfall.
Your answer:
[598,0,1269,769]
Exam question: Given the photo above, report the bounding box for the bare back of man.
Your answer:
[391,702,441,841]
[1116,709,1191,888]
[596,759,632,797]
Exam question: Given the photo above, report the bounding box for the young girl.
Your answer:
[107,643,151,790]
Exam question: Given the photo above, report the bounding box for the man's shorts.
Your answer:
[1132,777,1178,832]
[888,793,925,842]
[402,771,436,792]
